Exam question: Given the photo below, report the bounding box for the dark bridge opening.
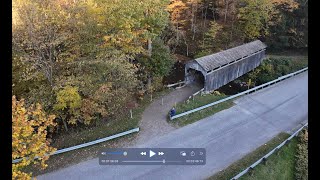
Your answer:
[187,69,205,88]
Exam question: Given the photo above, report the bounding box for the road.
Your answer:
[38,72,308,180]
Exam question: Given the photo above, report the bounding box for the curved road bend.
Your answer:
[38,71,308,180]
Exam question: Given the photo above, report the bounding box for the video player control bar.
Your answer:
[99,148,206,165]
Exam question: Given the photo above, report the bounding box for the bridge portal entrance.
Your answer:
[186,68,205,88]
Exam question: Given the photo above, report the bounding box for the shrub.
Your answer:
[295,129,308,180]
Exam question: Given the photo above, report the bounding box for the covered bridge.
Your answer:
[185,40,267,93]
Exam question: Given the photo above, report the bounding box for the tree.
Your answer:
[53,86,82,131]
[167,0,191,54]
[200,21,223,52]
[88,0,170,57]
[236,0,299,41]
[12,96,56,179]
[138,38,174,79]
[137,38,174,94]
[267,0,305,49]
[236,0,274,40]
[12,0,81,86]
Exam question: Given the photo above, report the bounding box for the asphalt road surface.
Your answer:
[38,72,308,180]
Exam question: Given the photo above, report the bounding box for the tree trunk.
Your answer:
[212,2,215,21]
[148,38,152,57]
[147,75,152,93]
[62,118,68,132]
[230,14,235,41]
[224,0,228,24]
[147,38,152,91]
[204,6,208,27]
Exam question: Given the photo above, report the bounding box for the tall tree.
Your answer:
[138,38,174,79]
[12,96,56,179]
[12,0,81,86]
[267,0,305,49]
[236,0,274,40]
[167,0,191,55]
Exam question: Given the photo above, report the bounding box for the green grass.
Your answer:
[24,89,173,176]
[208,132,290,180]
[239,138,298,180]
[169,93,234,127]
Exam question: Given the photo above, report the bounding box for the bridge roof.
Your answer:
[194,40,267,72]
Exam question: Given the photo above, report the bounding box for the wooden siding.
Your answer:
[204,50,265,91]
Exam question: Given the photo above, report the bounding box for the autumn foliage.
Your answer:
[12,96,57,179]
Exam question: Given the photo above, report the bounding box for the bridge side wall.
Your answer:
[204,50,265,92]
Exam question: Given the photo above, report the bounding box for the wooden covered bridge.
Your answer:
[185,40,267,93]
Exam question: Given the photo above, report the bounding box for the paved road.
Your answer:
[38,72,308,180]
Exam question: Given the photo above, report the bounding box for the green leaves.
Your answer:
[137,38,174,78]
[200,21,223,52]
[237,0,274,40]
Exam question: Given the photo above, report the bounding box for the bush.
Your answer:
[243,57,308,86]
[295,129,308,180]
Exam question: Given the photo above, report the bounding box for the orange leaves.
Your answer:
[12,95,56,179]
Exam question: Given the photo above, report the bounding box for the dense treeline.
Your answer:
[13,0,172,130]
[12,0,307,178]
[165,0,307,57]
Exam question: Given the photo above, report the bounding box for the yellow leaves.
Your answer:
[54,86,81,111]
[103,35,112,42]
[12,95,56,179]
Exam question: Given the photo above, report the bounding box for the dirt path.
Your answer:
[131,84,201,146]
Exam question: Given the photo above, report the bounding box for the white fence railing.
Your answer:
[170,67,308,120]
[231,122,308,180]
[166,81,185,88]
[12,127,140,164]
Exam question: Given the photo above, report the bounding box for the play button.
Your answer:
[149,150,156,157]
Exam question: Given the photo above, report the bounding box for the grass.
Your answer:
[169,92,234,127]
[24,88,172,177]
[239,138,298,180]
[208,132,290,180]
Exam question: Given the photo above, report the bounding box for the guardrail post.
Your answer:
[285,139,291,147]
[262,157,267,165]
[248,167,254,176]
[275,148,280,155]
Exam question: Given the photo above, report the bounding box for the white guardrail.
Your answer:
[231,122,308,180]
[166,81,185,88]
[12,127,140,164]
[170,67,308,120]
